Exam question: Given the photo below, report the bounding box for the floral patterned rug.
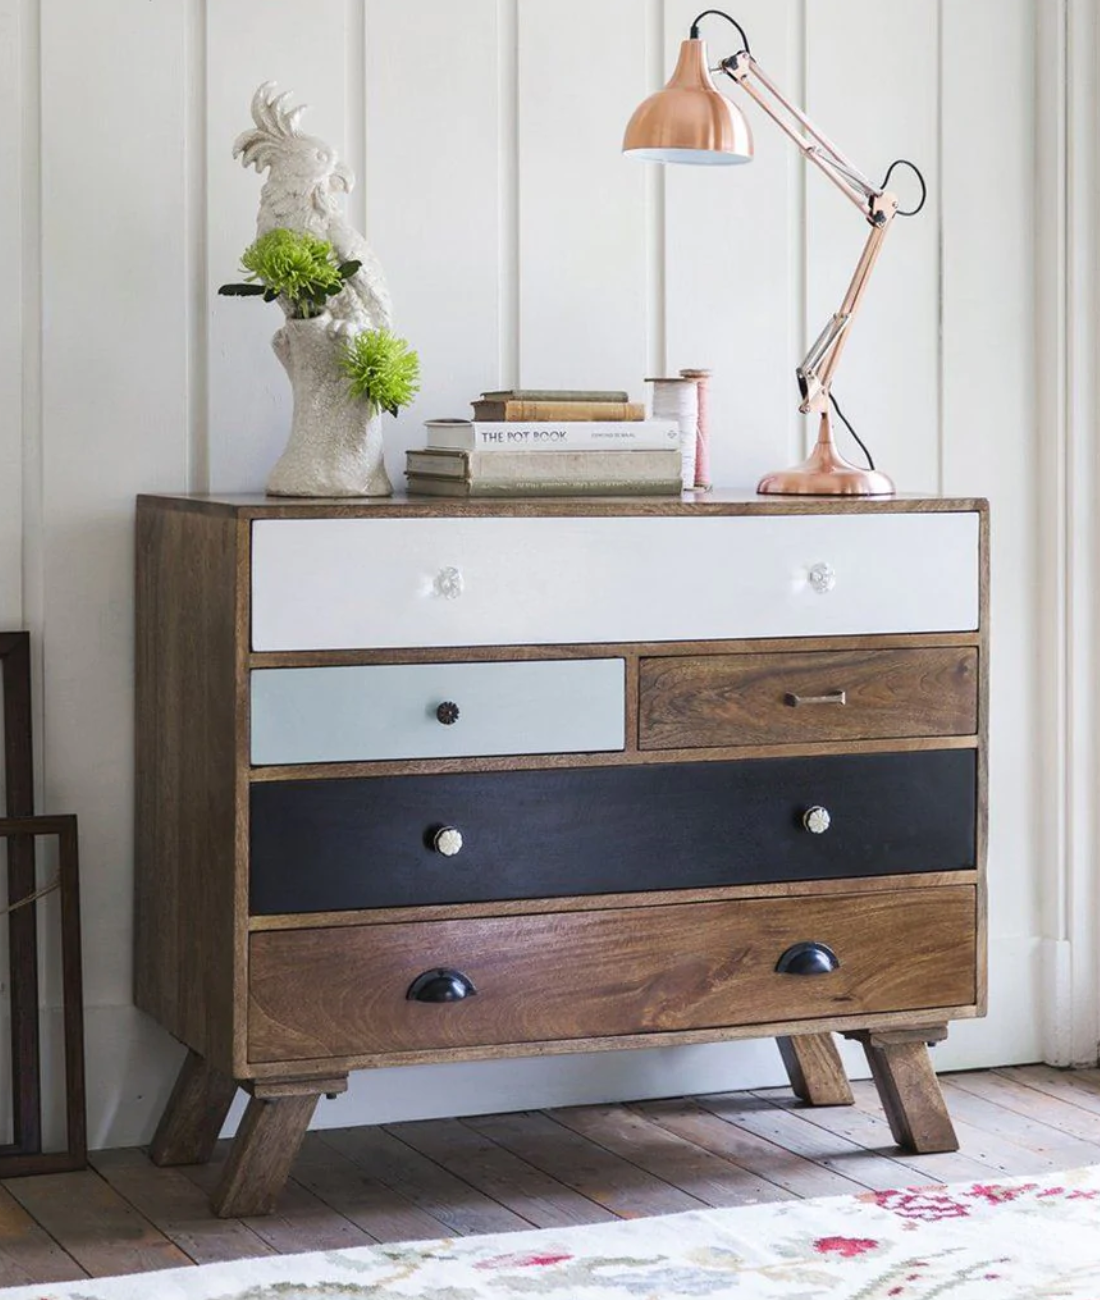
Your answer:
[8,1167,1100,1299]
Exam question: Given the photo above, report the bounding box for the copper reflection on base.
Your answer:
[756,412,895,496]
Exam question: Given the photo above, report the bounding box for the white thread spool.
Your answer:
[646,377,698,491]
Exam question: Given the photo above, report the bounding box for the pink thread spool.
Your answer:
[680,368,712,491]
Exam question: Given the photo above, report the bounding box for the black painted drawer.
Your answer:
[248,750,976,915]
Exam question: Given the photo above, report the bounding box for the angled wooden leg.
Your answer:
[846,1026,958,1153]
[150,1050,239,1167]
[777,1033,854,1106]
[210,1076,346,1218]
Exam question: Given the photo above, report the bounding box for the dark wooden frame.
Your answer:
[0,815,86,1175]
[0,632,41,1157]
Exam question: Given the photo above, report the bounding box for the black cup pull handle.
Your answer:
[775,941,840,976]
[406,968,478,1003]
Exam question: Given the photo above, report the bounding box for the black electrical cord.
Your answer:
[828,392,875,471]
[689,9,750,53]
[879,158,927,217]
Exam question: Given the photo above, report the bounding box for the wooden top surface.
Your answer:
[138,490,989,520]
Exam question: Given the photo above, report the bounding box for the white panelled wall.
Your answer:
[0,0,1089,1148]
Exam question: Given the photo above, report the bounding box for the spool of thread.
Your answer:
[646,377,698,491]
[679,368,713,491]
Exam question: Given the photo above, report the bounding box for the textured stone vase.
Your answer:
[265,315,393,497]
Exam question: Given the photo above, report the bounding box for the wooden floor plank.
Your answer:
[750,1087,1005,1183]
[634,1097,868,1199]
[995,1065,1100,1118]
[319,1124,534,1236]
[288,1132,453,1244]
[91,1149,272,1265]
[391,1116,616,1227]
[0,1184,86,1286]
[849,1078,1076,1175]
[549,1103,792,1207]
[693,1090,924,1191]
[938,1077,1100,1167]
[7,1068,1098,1275]
[466,1109,705,1219]
[3,1169,193,1277]
[183,1139,374,1254]
[945,1071,1100,1147]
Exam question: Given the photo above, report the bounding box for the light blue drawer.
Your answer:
[250,659,626,765]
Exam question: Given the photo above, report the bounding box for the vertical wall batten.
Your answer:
[39,0,192,1051]
[185,0,209,494]
[942,0,1042,1065]
[206,1,353,493]
[664,0,799,490]
[644,0,668,380]
[364,0,503,484]
[517,0,649,391]
[346,0,367,239]
[0,0,24,627]
[806,1,940,496]
[499,0,520,390]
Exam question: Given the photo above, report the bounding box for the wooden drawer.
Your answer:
[248,750,976,914]
[250,659,625,765]
[640,648,978,750]
[250,513,980,651]
[248,886,978,1061]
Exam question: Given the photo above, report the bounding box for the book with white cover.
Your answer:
[425,418,680,452]
[406,447,681,484]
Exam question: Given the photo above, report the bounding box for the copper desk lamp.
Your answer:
[623,9,926,496]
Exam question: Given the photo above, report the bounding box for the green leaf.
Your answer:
[338,260,362,279]
[218,283,267,296]
[263,288,279,303]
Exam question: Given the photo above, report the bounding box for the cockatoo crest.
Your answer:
[233,81,392,333]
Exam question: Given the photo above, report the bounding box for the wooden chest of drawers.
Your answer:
[134,492,988,1217]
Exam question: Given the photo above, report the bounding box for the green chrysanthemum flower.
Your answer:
[341,329,421,415]
[239,229,345,316]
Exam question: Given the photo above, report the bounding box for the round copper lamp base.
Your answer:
[756,414,895,497]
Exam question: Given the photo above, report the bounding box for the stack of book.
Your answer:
[405,389,683,498]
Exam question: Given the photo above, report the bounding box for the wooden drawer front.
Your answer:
[248,749,976,914]
[640,648,978,750]
[250,659,625,765]
[250,513,980,651]
[248,886,977,1061]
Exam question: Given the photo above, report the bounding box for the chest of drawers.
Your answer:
[134,492,987,1217]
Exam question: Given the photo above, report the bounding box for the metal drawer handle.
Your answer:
[406,968,478,1002]
[436,701,461,725]
[775,942,840,976]
[784,690,847,707]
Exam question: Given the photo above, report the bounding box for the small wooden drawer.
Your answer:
[250,512,980,651]
[639,648,978,750]
[247,885,977,1061]
[248,749,976,914]
[250,659,625,765]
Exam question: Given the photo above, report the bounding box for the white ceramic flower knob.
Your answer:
[807,562,836,594]
[434,566,464,600]
[803,805,831,835]
[433,826,463,856]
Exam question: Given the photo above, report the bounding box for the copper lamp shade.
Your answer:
[623,40,753,165]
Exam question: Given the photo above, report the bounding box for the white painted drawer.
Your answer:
[250,513,980,651]
[250,659,625,765]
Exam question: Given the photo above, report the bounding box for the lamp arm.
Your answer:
[718,49,899,413]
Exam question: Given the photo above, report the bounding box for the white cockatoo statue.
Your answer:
[233,81,392,335]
